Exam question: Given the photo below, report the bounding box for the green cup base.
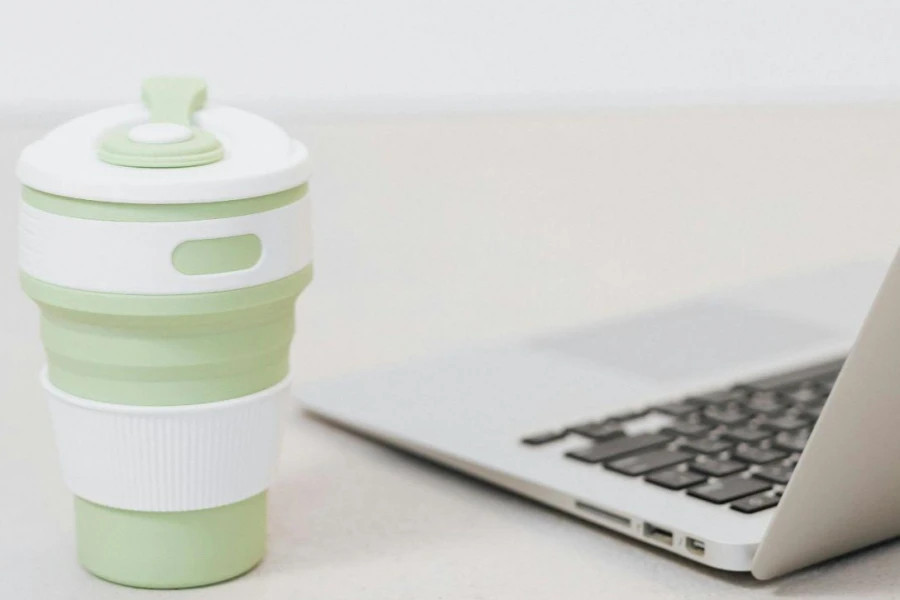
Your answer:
[74,492,267,589]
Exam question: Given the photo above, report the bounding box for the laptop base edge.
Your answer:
[304,408,757,574]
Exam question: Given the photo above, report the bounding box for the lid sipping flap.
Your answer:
[98,77,224,168]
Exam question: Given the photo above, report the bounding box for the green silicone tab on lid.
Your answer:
[98,77,224,168]
[142,77,208,126]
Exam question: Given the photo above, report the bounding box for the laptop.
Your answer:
[300,258,900,579]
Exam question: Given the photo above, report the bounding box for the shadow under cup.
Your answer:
[22,267,311,589]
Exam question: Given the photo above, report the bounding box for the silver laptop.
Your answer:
[300,257,900,579]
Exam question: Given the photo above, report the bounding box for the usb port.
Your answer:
[643,522,673,546]
[686,537,706,556]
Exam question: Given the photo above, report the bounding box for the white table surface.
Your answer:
[4,106,900,598]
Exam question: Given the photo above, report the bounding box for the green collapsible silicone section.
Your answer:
[27,269,311,588]
[173,234,263,275]
[75,494,267,589]
[39,293,295,405]
[98,77,224,168]
[22,183,307,222]
[21,179,312,586]
[21,267,312,317]
[26,267,311,406]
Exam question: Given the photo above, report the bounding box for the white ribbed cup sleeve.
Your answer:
[43,371,290,512]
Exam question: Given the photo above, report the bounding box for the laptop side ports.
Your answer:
[643,522,673,546]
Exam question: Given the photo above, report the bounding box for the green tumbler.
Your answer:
[17,77,312,588]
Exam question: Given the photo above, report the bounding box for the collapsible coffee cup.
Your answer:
[18,77,312,588]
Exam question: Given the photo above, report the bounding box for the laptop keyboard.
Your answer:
[520,358,843,515]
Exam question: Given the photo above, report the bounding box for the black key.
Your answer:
[681,411,710,424]
[606,409,650,421]
[521,431,566,445]
[688,476,772,504]
[689,456,748,477]
[703,406,749,426]
[567,421,624,441]
[731,493,780,514]
[786,386,824,403]
[663,421,712,437]
[817,366,841,380]
[722,427,770,444]
[654,401,702,417]
[806,394,830,407]
[747,359,844,391]
[646,468,707,490]
[732,445,787,464]
[755,464,794,485]
[773,429,811,453]
[758,415,810,432]
[743,392,784,415]
[680,438,733,454]
[686,388,749,405]
[565,433,673,464]
[802,405,824,420]
[606,449,693,476]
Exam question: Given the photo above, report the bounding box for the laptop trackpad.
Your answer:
[532,301,840,383]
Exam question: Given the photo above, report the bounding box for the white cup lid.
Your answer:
[17,78,310,204]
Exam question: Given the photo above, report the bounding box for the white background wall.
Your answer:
[3,0,900,115]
